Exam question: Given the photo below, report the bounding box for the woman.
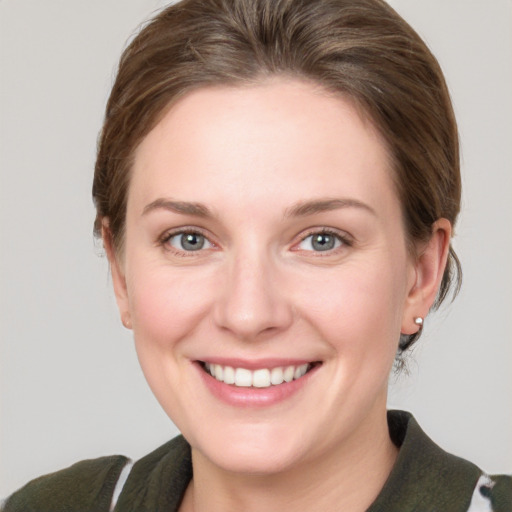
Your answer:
[3,0,510,510]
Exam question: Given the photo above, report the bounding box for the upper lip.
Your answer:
[196,357,320,370]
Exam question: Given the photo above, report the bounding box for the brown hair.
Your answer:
[93,0,461,352]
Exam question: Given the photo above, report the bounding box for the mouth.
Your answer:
[199,361,321,389]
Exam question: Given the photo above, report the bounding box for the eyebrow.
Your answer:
[142,198,212,218]
[142,197,376,219]
[284,198,376,218]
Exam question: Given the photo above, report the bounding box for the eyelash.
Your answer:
[158,227,352,256]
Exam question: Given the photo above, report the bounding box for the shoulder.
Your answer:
[468,474,512,512]
[113,435,192,511]
[369,410,511,512]
[2,436,192,512]
[2,454,129,512]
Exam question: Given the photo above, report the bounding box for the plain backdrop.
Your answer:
[1,0,511,499]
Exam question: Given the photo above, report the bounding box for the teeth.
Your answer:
[294,364,308,379]
[234,368,252,387]
[214,364,223,381]
[252,369,270,388]
[283,366,295,382]
[204,362,312,388]
[270,367,284,385]
[223,366,235,384]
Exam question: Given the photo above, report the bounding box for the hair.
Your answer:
[93,0,462,353]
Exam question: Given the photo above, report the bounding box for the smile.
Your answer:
[201,362,316,388]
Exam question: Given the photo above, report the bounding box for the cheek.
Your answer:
[124,260,221,421]
[296,261,407,356]
[126,261,218,349]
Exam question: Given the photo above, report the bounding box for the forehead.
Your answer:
[129,79,396,218]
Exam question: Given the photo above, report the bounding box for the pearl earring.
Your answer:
[414,317,423,330]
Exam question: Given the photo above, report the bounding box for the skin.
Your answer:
[105,79,451,512]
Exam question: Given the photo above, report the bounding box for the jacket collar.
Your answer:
[117,410,481,511]
[367,410,481,511]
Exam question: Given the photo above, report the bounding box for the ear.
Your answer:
[102,220,132,330]
[401,218,452,335]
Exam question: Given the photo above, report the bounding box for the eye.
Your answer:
[297,231,345,252]
[166,231,214,252]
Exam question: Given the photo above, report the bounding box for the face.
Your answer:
[112,79,421,475]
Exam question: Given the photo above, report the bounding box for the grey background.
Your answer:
[1,0,511,499]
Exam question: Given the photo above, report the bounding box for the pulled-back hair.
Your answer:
[93,0,461,352]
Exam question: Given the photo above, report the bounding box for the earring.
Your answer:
[414,317,423,331]
[121,312,132,329]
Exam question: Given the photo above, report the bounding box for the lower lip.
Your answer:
[195,362,319,407]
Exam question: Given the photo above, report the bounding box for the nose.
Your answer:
[213,249,294,341]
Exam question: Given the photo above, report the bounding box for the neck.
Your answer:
[181,407,398,512]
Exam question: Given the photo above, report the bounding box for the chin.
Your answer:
[204,443,304,475]
[189,421,311,475]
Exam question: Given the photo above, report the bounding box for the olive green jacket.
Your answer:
[3,411,511,511]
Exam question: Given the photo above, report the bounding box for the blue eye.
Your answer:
[168,232,213,252]
[298,232,343,252]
